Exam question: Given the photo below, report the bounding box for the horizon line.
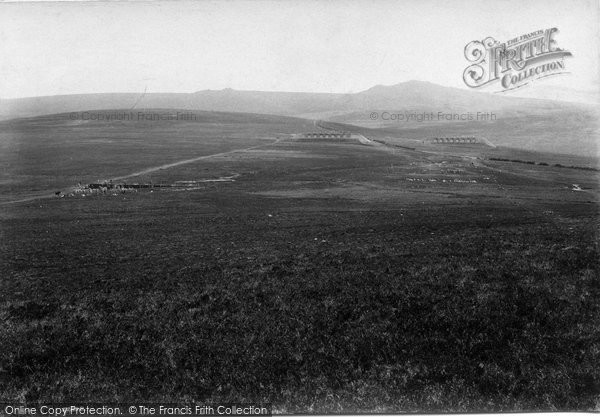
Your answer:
[0,80,488,101]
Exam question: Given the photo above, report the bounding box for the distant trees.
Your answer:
[488,157,599,171]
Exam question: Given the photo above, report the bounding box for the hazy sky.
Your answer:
[1,0,598,102]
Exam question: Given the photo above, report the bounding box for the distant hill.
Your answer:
[0,81,580,120]
[1,81,597,156]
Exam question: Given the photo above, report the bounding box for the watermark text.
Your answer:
[68,111,201,122]
[369,111,496,122]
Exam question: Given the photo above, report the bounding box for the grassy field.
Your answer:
[1,112,599,412]
[329,107,600,158]
[0,110,314,202]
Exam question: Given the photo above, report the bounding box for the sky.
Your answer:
[0,0,598,103]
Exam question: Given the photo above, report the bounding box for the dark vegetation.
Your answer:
[489,157,600,171]
[1,112,599,412]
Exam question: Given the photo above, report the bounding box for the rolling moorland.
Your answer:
[1,81,598,156]
[0,110,599,412]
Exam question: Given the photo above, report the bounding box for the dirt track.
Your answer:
[0,140,279,206]
[110,140,278,181]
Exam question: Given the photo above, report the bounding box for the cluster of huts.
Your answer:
[431,136,478,144]
[297,132,355,142]
[55,182,142,198]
